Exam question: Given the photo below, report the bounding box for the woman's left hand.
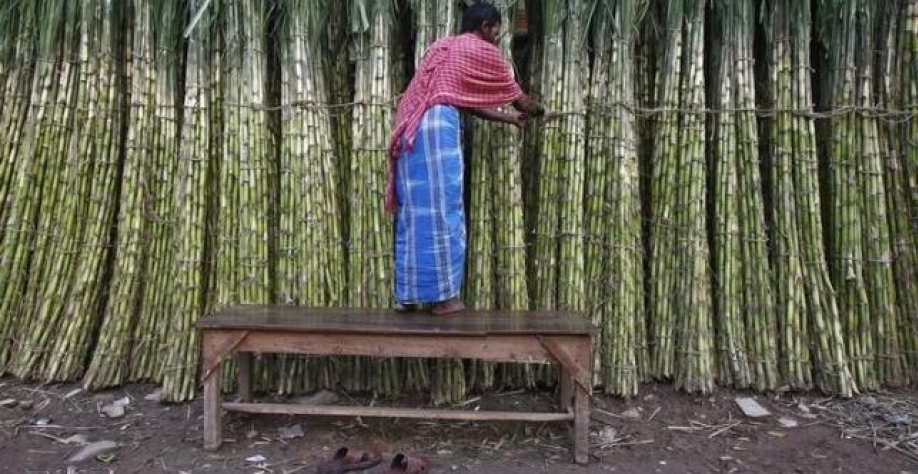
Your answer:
[508,112,527,129]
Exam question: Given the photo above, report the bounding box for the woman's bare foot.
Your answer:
[430,297,466,315]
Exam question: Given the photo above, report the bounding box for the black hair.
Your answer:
[460,3,502,33]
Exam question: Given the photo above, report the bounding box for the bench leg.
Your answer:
[236,352,253,402]
[573,379,590,464]
[203,359,223,450]
[558,366,573,412]
[572,340,591,465]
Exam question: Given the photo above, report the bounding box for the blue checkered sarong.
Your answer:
[394,105,465,304]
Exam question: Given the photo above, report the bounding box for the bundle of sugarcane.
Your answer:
[766,0,852,394]
[216,0,242,310]
[129,1,183,384]
[522,0,589,390]
[488,2,529,317]
[275,0,347,395]
[83,0,159,389]
[8,0,115,380]
[862,0,910,387]
[904,1,918,249]
[325,1,354,247]
[584,0,613,389]
[633,5,659,384]
[531,0,587,318]
[347,0,395,311]
[646,0,683,382]
[0,0,36,369]
[876,0,918,382]
[0,5,13,122]
[0,1,36,234]
[818,0,903,390]
[851,0,905,388]
[521,0,543,251]
[584,0,645,396]
[466,113,496,315]
[647,0,714,393]
[0,1,36,369]
[529,1,564,312]
[161,0,220,402]
[894,0,918,371]
[670,0,712,394]
[43,0,126,382]
[2,0,71,376]
[708,0,777,391]
[765,0,811,389]
[210,0,274,393]
[728,0,779,392]
[708,0,748,388]
[346,0,401,395]
[461,110,494,398]
[555,0,588,316]
[410,0,456,66]
[278,0,345,309]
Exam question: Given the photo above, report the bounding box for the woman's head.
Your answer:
[461,3,502,44]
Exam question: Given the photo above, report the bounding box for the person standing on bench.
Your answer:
[386,3,546,315]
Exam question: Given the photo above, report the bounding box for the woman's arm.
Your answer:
[466,108,526,128]
[512,93,546,116]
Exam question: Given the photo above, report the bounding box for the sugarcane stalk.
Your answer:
[895,0,918,371]
[7,0,85,379]
[130,0,183,383]
[161,1,217,401]
[649,0,685,381]
[83,0,158,389]
[531,0,564,312]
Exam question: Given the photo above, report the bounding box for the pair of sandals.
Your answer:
[394,297,466,315]
[317,447,428,474]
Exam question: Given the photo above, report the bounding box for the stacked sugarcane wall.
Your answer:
[0,0,917,403]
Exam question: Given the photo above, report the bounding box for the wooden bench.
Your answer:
[196,306,595,464]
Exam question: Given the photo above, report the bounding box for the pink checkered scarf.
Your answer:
[386,33,523,212]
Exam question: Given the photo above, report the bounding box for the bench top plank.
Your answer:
[196,305,595,336]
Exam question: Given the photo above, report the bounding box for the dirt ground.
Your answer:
[1,378,916,474]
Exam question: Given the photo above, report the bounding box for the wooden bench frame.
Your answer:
[197,306,595,464]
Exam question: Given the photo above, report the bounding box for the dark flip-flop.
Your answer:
[394,302,418,313]
[316,447,383,474]
[383,453,429,474]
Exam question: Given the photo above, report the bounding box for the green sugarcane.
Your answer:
[131,3,181,381]
[556,0,588,318]
[819,0,876,392]
[710,0,747,387]
[0,2,37,232]
[162,6,216,400]
[9,0,81,378]
[584,1,612,388]
[84,0,156,388]
[532,0,564,312]
[649,0,685,381]
[851,0,904,387]
[892,0,918,372]
[593,0,644,396]
[673,0,713,393]
[772,0,812,388]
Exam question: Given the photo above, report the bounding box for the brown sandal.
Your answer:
[430,297,465,315]
[383,453,429,473]
[316,447,383,474]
